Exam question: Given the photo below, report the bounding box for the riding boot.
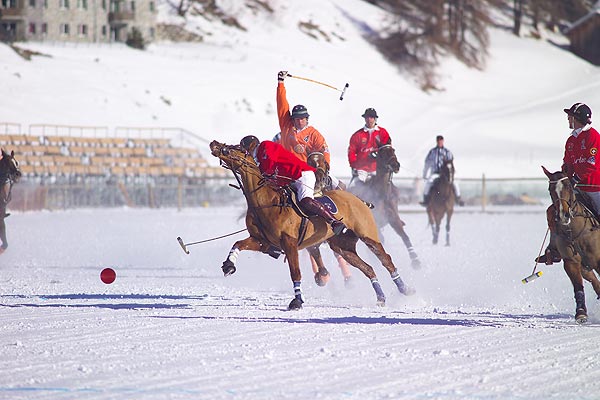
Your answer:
[535,244,562,265]
[419,193,430,207]
[456,196,465,207]
[300,197,348,235]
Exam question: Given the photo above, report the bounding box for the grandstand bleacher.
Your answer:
[0,124,226,179]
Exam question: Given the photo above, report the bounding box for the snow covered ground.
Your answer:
[3,1,600,398]
[2,206,600,399]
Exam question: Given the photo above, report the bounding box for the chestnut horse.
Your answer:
[0,149,21,254]
[348,144,421,268]
[426,159,455,246]
[305,151,351,287]
[210,140,414,310]
[543,166,600,323]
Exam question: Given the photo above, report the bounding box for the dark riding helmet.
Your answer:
[564,103,592,124]
[362,107,378,118]
[240,135,260,153]
[291,104,309,119]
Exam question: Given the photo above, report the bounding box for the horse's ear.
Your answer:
[10,150,14,157]
[541,166,552,179]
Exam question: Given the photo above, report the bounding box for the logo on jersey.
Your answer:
[591,147,597,156]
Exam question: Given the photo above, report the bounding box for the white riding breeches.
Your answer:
[293,170,316,201]
[355,169,375,183]
[424,174,461,197]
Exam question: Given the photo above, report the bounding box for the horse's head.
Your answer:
[0,149,21,183]
[375,144,400,174]
[307,151,329,193]
[209,140,256,171]
[307,152,328,173]
[440,159,455,183]
[543,165,575,225]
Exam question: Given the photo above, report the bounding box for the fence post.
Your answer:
[481,173,487,213]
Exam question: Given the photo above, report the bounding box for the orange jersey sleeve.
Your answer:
[276,82,294,135]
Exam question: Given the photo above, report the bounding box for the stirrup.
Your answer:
[535,252,561,265]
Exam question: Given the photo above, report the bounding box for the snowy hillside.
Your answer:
[2,0,600,180]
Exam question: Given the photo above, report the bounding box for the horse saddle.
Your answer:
[283,187,339,217]
[575,188,600,226]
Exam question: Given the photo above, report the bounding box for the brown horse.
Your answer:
[543,166,600,323]
[348,144,421,268]
[0,149,21,254]
[426,159,455,246]
[305,151,352,287]
[209,140,414,310]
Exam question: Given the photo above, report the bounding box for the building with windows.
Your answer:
[0,0,156,43]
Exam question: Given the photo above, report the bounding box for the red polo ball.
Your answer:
[100,268,116,284]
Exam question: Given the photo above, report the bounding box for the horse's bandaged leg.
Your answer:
[222,247,241,276]
[227,247,241,264]
[371,278,385,304]
[293,281,304,303]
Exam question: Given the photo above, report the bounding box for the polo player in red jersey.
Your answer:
[240,135,347,236]
[537,103,600,264]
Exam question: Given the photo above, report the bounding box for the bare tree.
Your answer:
[513,0,524,36]
[371,0,493,90]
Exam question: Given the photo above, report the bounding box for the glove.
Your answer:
[369,151,378,159]
[278,71,288,82]
[572,173,581,184]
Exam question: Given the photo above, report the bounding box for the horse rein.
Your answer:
[0,157,19,206]
[548,175,599,244]
[217,145,289,249]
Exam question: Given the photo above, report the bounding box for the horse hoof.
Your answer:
[344,276,353,289]
[376,298,386,307]
[288,298,303,310]
[314,271,330,287]
[410,258,422,270]
[402,286,416,296]
[221,260,236,277]
[576,309,588,324]
[0,247,5,255]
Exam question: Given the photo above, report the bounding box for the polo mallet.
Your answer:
[521,227,550,284]
[287,73,350,101]
[177,228,248,254]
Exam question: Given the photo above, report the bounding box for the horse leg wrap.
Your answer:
[391,272,406,292]
[293,281,304,304]
[222,247,240,276]
[371,278,385,304]
[407,247,418,260]
[575,290,587,313]
[574,290,588,323]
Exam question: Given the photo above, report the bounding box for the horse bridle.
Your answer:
[376,144,398,179]
[0,155,19,206]
[548,175,592,228]
[216,144,288,249]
